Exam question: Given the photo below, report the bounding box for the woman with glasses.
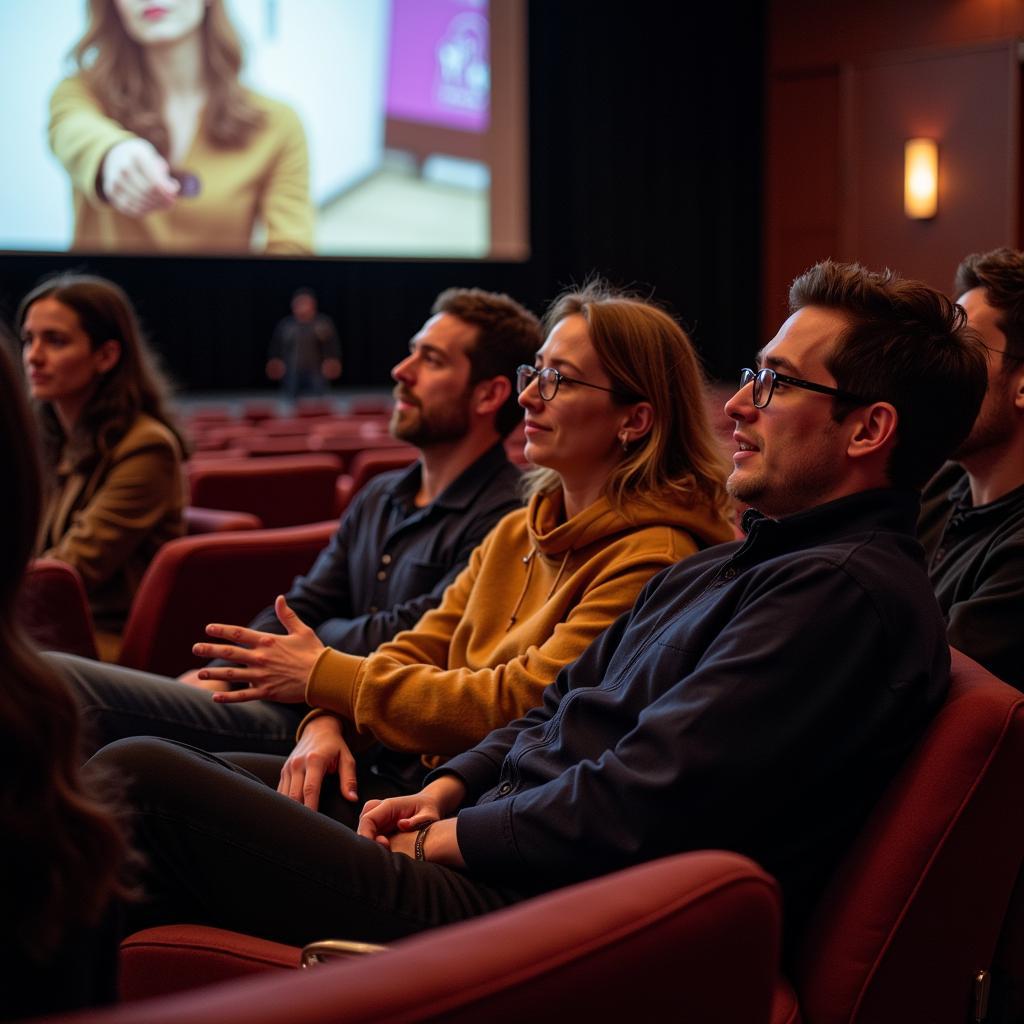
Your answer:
[95,281,734,861]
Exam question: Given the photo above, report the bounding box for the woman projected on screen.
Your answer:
[49,0,314,255]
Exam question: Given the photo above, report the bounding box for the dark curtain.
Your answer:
[0,1,763,389]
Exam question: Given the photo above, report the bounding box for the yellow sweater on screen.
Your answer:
[49,76,313,255]
[303,486,734,764]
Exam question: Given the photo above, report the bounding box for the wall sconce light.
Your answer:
[904,138,938,220]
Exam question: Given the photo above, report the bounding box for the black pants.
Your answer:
[92,738,526,948]
[50,653,305,759]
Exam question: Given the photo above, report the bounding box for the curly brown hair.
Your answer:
[70,0,265,157]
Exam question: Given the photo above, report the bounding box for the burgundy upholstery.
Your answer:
[773,649,1024,1024]
[92,851,779,1023]
[116,520,337,677]
[347,396,393,417]
[308,433,413,472]
[334,447,420,512]
[233,437,320,458]
[184,506,263,534]
[187,455,341,528]
[241,401,280,424]
[120,926,300,1000]
[19,558,99,660]
[294,398,335,418]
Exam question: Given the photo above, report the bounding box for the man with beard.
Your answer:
[90,261,988,953]
[54,288,541,758]
[918,248,1024,688]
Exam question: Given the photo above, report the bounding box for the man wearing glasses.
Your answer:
[918,248,1024,689]
[91,262,989,952]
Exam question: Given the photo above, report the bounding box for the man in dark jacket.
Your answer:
[918,248,1024,689]
[90,262,988,949]
[57,288,541,759]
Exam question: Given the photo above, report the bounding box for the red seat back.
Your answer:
[184,506,263,534]
[786,649,1024,1024]
[19,559,99,660]
[187,455,341,528]
[117,520,337,677]
[112,851,780,1022]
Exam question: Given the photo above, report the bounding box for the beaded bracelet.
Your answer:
[414,822,434,862]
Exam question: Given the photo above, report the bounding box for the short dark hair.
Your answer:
[432,288,542,437]
[789,260,988,489]
[954,247,1024,367]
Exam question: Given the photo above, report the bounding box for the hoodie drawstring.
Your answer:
[507,548,571,631]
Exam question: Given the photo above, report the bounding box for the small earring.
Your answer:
[619,432,629,452]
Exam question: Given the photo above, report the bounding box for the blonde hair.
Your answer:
[71,0,265,156]
[523,281,731,519]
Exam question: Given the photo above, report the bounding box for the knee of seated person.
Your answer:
[86,736,189,791]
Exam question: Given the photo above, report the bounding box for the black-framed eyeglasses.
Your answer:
[516,364,627,402]
[739,367,872,409]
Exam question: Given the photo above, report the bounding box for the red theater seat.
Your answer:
[116,520,337,677]
[19,558,99,660]
[187,454,342,528]
[347,396,393,417]
[105,851,779,1022]
[334,447,419,512]
[772,649,1024,1024]
[184,506,263,534]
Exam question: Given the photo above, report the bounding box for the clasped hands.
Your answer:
[191,595,324,705]
[357,777,467,867]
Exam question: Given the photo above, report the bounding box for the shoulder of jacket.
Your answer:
[111,414,181,458]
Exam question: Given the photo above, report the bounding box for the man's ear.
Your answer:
[472,375,512,418]
[94,339,121,375]
[1012,365,1024,411]
[846,401,898,461]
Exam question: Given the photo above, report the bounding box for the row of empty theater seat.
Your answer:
[33,650,1024,1024]
[20,399,529,670]
[180,401,528,525]
[22,521,339,676]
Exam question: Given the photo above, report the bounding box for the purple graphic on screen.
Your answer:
[387,0,489,133]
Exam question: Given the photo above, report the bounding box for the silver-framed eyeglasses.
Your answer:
[516,364,626,402]
[739,367,872,409]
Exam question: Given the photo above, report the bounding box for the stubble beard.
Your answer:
[390,396,471,447]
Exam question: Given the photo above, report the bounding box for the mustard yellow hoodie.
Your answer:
[304,487,733,763]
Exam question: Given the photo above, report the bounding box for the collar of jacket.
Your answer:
[738,487,921,561]
[944,469,1024,527]
[391,441,513,512]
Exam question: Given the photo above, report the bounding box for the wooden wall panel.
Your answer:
[765,0,1024,335]
[844,41,1019,294]
[762,70,842,337]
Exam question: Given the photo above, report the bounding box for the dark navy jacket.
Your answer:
[443,488,950,933]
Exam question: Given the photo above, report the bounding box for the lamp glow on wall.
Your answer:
[904,138,939,219]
